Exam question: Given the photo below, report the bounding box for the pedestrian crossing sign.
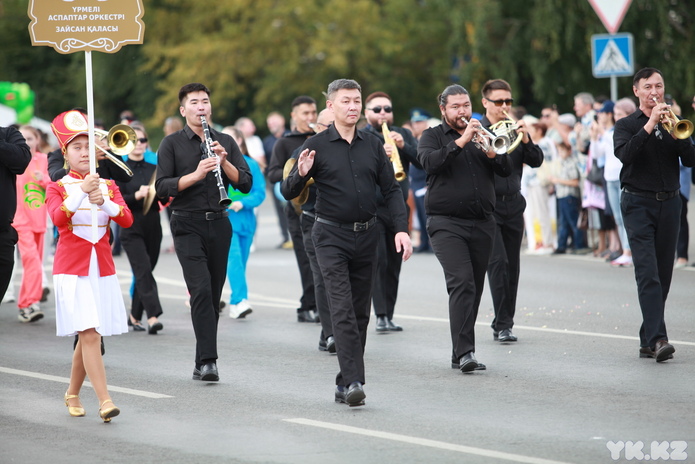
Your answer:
[592,33,634,78]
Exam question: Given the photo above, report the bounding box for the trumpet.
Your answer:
[200,116,232,207]
[652,97,694,140]
[382,122,407,181]
[94,124,136,177]
[461,117,510,154]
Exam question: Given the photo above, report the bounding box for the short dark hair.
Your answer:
[633,67,663,87]
[481,79,512,98]
[326,79,361,100]
[291,95,316,109]
[438,84,468,107]
[365,91,392,105]
[179,83,210,105]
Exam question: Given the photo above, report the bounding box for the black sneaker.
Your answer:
[18,305,44,323]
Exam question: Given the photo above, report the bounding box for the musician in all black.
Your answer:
[156,83,252,381]
[284,79,412,407]
[614,67,695,363]
[417,84,511,373]
[116,124,165,335]
[480,79,543,343]
[362,91,421,333]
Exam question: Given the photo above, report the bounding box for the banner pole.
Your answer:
[85,51,98,242]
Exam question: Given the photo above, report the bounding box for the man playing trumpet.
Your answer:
[480,79,544,344]
[614,67,695,363]
[363,92,421,333]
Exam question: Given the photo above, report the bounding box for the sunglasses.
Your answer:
[486,98,514,107]
[368,106,392,113]
[137,137,148,143]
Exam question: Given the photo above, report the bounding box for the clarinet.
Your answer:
[199,116,232,207]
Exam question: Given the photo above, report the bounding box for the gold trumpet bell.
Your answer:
[670,119,694,140]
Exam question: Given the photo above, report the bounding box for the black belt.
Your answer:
[315,216,377,232]
[302,211,316,219]
[496,191,520,202]
[623,188,678,201]
[171,210,229,220]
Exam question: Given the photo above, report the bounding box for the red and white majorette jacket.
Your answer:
[46,170,133,277]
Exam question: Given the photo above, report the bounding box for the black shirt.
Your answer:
[156,125,252,212]
[282,124,408,232]
[614,109,695,193]
[116,158,162,232]
[47,148,134,183]
[480,116,544,196]
[267,132,314,184]
[417,122,511,220]
[0,126,31,227]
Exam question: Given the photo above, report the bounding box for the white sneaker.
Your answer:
[18,303,44,323]
[229,300,252,319]
[611,255,633,267]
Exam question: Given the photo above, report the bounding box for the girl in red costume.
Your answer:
[47,110,133,422]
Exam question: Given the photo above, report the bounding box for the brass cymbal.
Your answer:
[142,169,157,215]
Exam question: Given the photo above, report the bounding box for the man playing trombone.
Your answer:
[479,79,544,344]
[614,67,695,363]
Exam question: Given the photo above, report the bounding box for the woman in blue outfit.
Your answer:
[223,126,266,319]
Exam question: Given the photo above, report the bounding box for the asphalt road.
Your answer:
[1,201,693,464]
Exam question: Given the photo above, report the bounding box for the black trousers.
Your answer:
[121,215,164,321]
[372,217,404,320]
[428,215,495,360]
[676,193,689,260]
[170,214,231,366]
[312,221,378,387]
[285,203,316,312]
[300,213,333,340]
[487,194,526,332]
[0,226,18,302]
[621,192,681,348]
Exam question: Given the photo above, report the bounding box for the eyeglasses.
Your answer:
[486,98,514,107]
[316,122,332,128]
[368,106,392,113]
[137,137,148,143]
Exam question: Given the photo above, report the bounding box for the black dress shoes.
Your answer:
[386,319,403,332]
[345,382,365,407]
[128,318,146,332]
[654,340,675,362]
[459,352,479,373]
[297,310,319,323]
[335,386,347,404]
[375,316,388,333]
[498,328,517,342]
[326,336,336,353]
[148,321,163,335]
[450,360,486,370]
[197,362,219,381]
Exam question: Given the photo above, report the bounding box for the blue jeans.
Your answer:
[606,180,630,251]
[557,195,586,250]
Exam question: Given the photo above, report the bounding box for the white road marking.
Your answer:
[0,367,173,398]
[285,418,575,464]
[394,315,695,347]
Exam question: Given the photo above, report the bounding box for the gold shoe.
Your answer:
[98,399,120,423]
[64,391,86,417]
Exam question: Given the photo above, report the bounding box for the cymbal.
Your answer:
[143,169,157,215]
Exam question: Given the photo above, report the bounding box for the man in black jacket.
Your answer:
[0,126,31,301]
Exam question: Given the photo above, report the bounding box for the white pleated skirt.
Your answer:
[54,248,128,337]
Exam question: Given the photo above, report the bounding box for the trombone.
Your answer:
[461,117,510,154]
[489,110,523,153]
[652,97,694,140]
[93,124,136,177]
